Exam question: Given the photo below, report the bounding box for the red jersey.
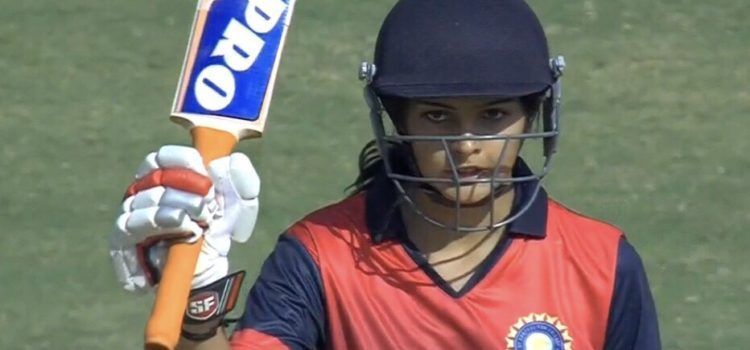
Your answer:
[230,174,660,349]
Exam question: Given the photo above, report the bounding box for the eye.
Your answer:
[482,108,508,120]
[421,110,451,123]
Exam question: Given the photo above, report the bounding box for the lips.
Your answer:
[442,165,513,180]
[450,166,487,178]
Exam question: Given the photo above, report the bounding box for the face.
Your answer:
[402,97,528,205]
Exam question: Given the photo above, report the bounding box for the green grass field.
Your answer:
[1,0,748,348]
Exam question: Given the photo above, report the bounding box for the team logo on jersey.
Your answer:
[506,313,573,350]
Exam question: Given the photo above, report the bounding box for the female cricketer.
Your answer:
[109,0,661,349]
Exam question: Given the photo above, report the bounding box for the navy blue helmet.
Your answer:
[360,0,566,232]
[371,0,554,99]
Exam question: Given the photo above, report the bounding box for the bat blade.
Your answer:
[171,0,296,140]
[145,1,296,349]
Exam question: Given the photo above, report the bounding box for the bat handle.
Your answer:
[144,127,238,350]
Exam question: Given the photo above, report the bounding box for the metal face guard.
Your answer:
[361,57,565,233]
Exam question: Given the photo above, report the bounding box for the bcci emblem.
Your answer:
[506,313,573,350]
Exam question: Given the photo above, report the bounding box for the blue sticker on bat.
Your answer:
[178,0,292,121]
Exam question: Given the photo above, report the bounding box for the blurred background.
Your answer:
[1,0,748,348]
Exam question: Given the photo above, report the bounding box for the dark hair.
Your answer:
[347,139,385,194]
[347,93,546,194]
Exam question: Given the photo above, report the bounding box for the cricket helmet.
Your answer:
[359,0,566,232]
[370,0,554,99]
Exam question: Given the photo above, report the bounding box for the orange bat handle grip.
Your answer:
[144,127,238,350]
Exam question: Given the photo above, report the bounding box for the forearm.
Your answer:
[177,327,232,350]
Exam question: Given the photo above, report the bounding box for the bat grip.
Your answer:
[144,127,238,350]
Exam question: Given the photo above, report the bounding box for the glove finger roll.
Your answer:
[124,207,203,240]
[156,145,208,175]
[126,186,212,221]
[129,187,166,210]
[154,207,188,227]
[124,169,213,198]
[161,188,213,221]
[135,152,159,180]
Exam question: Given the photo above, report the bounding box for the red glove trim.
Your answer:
[124,169,213,199]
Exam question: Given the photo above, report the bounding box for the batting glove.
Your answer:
[109,145,259,293]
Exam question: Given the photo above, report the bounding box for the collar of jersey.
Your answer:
[366,158,548,244]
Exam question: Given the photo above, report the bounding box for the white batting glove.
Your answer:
[109,145,259,293]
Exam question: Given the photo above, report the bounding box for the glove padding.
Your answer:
[109,145,259,293]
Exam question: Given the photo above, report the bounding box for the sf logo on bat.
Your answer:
[194,0,288,112]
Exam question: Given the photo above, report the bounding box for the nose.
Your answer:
[450,135,481,156]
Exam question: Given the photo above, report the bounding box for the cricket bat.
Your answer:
[144,1,296,349]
